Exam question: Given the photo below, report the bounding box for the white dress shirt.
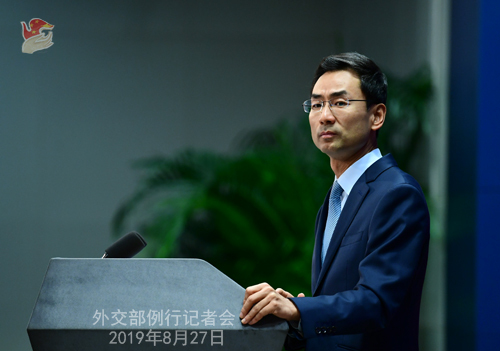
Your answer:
[335,148,382,209]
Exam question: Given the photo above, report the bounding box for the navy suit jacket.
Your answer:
[287,154,430,351]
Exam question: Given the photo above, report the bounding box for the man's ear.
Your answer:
[371,103,386,131]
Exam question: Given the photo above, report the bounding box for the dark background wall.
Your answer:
[1,1,440,350]
[447,0,479,349]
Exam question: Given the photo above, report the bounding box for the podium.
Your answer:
[27,258,288,350]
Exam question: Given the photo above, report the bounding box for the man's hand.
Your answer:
[239,283,305,325]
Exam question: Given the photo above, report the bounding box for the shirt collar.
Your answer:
[335,148,382,196]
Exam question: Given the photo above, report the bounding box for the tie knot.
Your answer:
[331,181,343,199]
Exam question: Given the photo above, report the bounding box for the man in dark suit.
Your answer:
[239,52,430,351]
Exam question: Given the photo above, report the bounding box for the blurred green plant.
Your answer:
[112,66,432,295]
[382,66,433,174]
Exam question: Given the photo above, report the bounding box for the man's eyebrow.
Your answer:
[311,90,348,99]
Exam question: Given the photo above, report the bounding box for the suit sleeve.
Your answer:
[290,183,430,339]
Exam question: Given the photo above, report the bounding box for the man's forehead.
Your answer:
[312,70,362,97]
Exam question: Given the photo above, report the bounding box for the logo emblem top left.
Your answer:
[21,18,54,54]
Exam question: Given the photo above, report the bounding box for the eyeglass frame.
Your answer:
[302,98,367,114]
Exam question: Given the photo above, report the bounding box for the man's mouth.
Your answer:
[319,130,337,138]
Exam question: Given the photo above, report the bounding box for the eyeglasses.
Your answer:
[302,98,367,114]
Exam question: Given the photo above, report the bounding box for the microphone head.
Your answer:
[103,231,147,258]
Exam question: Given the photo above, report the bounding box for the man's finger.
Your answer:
[240,284,274,320]
[247,300,277,325]
[241,290,277,324]
[247,293,299,325]
[242,282,270,305]
[276,288,294,298]
[298,293,305,297]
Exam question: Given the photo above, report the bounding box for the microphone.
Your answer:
[102,231,147,258]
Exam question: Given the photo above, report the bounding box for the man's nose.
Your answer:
[319,103,335,124]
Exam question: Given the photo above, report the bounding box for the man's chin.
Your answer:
[319,143,340,156]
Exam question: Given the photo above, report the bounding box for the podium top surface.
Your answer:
[28,258,287,332]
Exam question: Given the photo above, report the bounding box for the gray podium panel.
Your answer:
[27,258,288,350]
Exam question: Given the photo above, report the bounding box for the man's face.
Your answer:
[309,70,378,162]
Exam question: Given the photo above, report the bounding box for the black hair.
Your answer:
[311,52,387,109]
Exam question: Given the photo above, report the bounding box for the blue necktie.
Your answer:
[321,181,343,263]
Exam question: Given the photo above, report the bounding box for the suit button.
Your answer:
[315,327,320,335]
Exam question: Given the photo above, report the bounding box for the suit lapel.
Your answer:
[311,190,329,293]
[312,154,397,296]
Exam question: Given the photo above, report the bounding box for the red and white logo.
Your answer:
[21,18,54,54]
